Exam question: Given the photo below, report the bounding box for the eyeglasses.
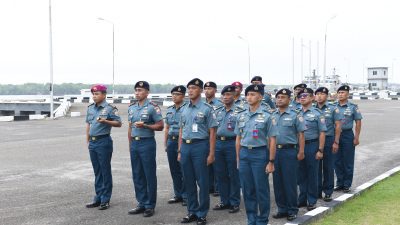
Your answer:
[299,93,310,98]
[172,93,183,96]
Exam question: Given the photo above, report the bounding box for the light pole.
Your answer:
[238,36,251,84]
[323,15,337,83]
[48,0,54,119]
[98,17,115,95]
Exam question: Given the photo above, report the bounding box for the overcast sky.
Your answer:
[0,0,399,86]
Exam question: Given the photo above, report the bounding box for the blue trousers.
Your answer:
[215,140,241,206]
[166,139,186,199]
[88,136,113,203]
[334,130,355,188]
[273,148,298,215]
[239,146,270,225]
[130,137,157,209]
[298,141,319,205]
[318,136,335,196]
[181,140,210,218]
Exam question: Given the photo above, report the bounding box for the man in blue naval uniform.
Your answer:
[85,84,122,210]
[128,81,164,217]
[235,84,278,225]
[272,88,305,222]
[334,85,362,193]
[178,78,218,225]
[212,85,244,214]
[289,83,307,110]
[204,81,223,196]
[251,76,276,109]
[232,81,246,108]
[297,88,327,211]
[164,85,187,206]
[315,87,342,201]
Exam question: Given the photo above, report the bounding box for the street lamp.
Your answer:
[323,14,337,83]
[97,17,115,95]
[238,36,251,84]
[48,0,54,119]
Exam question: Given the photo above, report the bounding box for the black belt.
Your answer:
[241,145,266,150]
[132,136,153,141]
[277,144,297,149]
[168,135,179,140]
[182,139,207,144]
[305,139,318,144]
[342,129,353,131]
[90,134,110,141]
[217,136,236,141]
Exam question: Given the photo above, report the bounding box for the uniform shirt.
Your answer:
[273,107,305,145]
[180,100,218,140]
[128,99,163,138]
[165,102,187,136]
[299,106,327,140]
[234,106,278,148]
[316,102,342,136]
[336,101,363,130]
[234,97,247,109]
[215,104,245,137]
[263,93,276,109]
[86,101,121,136]
[206,97,223,110]
[289,99,302,110]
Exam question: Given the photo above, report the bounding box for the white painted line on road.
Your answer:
[284,223,298,225]
[305,206,329,216]
[355,182,373,191]
[372,173,390,182]
[334,193,354,202]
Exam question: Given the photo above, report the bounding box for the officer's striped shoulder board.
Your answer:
[88,103,94,107]
[234,106,246,114]
[167,104,174,109]
[149,101,159,107]
[129,102,136,107]
[294,108,302,114]
[204,102,214,109]
[314,108,323,114]
[214,105,224,111]
[268,108,276,114]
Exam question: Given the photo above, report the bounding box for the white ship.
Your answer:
[303,68,343,93]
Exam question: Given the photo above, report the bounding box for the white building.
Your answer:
[367,67,388,90]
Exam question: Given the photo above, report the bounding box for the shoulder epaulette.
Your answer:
[294,108,301,114]
[88,103,94,107]
[314,108,323,114]
[204,102,214,108]
[214,105,224,111]
[149,101,159,107]
[234,106,246,114]
[167,105,174,109]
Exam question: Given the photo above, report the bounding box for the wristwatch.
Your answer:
[269,159,275,163]
[318,148,323,153]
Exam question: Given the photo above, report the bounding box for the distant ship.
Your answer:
[303,68,344,93]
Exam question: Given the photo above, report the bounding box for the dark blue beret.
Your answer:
[187,78,203,88]
[337,85,350,92]
[221,85,236,95]
[315,87,329,95]
[171,85,186,94]
[275,88,291,98]
[245,84,264,96]
[204,81,217,89]
[135,81,150,91]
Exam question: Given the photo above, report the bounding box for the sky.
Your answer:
[0,0,399,86]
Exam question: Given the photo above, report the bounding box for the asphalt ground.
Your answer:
[1,100,400,225]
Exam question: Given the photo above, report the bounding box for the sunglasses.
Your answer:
[299,93,311,98]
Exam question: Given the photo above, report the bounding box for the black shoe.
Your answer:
[168,196,183,204]
[298,202,307,208]
[98,202,110,210]
[212,191,220,197]
[143,208,154,217]
[212,203,230,210]
[197,217,207,225]
[334,186,344,191]
[287,214,297,221]
[343,187,351,193]
[209,188,215,194]
[86,202,101,208]
[229,205,240,213]
[323,194,333,202]
[181,214,198,223]
[272,212,288,219]
[318,193,323,199]
[182,200,187,206]
[128,206,145,215]
[307,204,316,211]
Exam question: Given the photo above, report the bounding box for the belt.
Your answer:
[305,139,318,144]
[132,136,153,141]
[276,144,297,149]
[182,139,207,144]
[90,134,110,141]
[217,136,236,141]
[241,145,266,150]
[168,135,179,140]
[342,128,353,131]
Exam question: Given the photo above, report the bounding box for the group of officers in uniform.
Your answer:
[84,75,362,225]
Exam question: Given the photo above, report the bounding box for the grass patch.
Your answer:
[313,172,400,225]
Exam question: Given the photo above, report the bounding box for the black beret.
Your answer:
[297,87,314,96]
[294,83,307,89]
[251,76,263,82]
[275,88,292,98]
[337,85,350,92]
[187,78,204,88]
[315,87,329,95]
[135,81,150,91]
[171,85,186,94]
[204,81,217,89]
[221,85,236,95]
[245,84,265,96]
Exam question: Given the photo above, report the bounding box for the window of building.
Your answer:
[384,70,386,76]
[373,71,377,75]
[372,83,377,86]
